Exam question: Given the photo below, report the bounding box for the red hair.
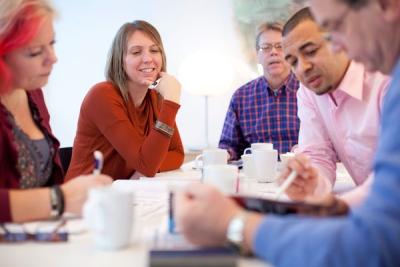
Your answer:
[0,5,44,94]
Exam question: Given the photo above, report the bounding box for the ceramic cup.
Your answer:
[202,164,238,194]
[252,149,278,183]
[195,148,228,169]
[83,186,133,250]
[243,142,273,155]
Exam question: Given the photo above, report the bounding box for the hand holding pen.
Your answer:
[93,150,104,175]
[151,72,181,104]
[275,170,297,200]
[276,154,319,201]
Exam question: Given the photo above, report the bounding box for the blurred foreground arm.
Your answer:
[8,174,112,223]
[175,183,264,253]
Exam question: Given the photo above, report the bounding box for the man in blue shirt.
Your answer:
[175,1,400,266]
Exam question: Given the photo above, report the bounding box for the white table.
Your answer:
[0,162,353,267]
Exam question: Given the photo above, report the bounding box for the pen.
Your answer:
[168,190,175,234]
[274,170,297,200]
[148,78,161,89]
[93,150,103,175]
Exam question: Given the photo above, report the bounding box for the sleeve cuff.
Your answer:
[158,100,180,126]
[0,189,12,222]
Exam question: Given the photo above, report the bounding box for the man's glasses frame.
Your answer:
[258,42,283,53]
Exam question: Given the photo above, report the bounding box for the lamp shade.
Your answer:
[178,49,235,96]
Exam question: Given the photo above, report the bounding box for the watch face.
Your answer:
[227,213,246,245]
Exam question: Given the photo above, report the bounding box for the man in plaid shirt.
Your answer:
[219,22,300,160]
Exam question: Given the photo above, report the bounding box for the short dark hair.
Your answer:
[282,7,315,37]
[338,0,370,10]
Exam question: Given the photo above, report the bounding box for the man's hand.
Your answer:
[175,183,242,247]
[278,153,319,200]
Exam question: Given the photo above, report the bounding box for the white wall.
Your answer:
[45,0,258,150]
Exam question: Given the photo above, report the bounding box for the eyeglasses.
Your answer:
[0,219,68,243]
[258,43,283,53]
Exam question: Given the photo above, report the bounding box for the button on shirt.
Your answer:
[219,73,300,160]
[296,61,390,193]
[252,57,400,267]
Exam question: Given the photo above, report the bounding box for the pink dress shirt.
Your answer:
[295,61,390,202]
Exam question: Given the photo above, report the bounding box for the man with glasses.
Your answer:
[175,2,400,266]
[278,7,389,205]
[219,22,300,160]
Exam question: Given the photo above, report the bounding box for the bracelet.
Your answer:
[49,185,65,220]
[154,120,174,137]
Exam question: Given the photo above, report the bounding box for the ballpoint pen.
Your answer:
[148,78,161,89]
[274,170,297,200]
[93,150,104,175]
[168,190,175,234]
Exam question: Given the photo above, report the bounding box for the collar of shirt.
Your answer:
[263,72,298,96]
[333,61,365,101]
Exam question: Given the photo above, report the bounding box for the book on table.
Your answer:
[149,232,239,267]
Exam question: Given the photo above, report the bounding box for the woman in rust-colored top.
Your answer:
[66,20,184,180]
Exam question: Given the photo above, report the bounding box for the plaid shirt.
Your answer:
[219,73,300,160]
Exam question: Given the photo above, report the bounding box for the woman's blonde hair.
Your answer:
[106,20,167,103]
[0,0,55,94]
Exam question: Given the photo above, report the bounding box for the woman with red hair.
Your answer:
[0,0,112,223]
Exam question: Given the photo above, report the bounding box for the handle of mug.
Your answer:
[243,148,252,155]
[194,154,203,170]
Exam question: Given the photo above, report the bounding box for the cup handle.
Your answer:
[243,148,252,155]
[195,154,203,170]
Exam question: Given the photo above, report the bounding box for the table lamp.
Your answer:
[178,49,234,147]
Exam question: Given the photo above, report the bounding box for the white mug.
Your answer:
[253,149,278,183]
[195,148,228,169]
[243,142,273,155]
[241,153,256,179]
[83,186,133,250]
[203,164,238,194]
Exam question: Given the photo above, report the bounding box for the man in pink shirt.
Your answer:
[280,7,390,206]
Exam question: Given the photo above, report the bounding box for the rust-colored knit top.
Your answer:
[65,81,184,180]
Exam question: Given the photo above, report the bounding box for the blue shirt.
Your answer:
[253,60,400,266]
[219,73,300,160]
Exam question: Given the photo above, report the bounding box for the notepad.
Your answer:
[149,232,239,267]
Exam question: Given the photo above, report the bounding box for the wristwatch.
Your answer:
[49,186,65,220]
[226,211,247,251]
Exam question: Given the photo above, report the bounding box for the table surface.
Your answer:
[0,161,353,267]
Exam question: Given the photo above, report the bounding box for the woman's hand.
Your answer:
[61,174,112,214]
[153,72,181,104]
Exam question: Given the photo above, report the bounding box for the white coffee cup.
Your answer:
[243,142,273,155]
[241,154,256,179]
[253,149,278,183]
[83,186,133,250]
[203,164,238,194]
[195,148,228,169]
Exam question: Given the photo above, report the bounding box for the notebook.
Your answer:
[149,232,239,267]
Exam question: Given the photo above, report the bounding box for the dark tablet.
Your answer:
[231,195,348,216]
